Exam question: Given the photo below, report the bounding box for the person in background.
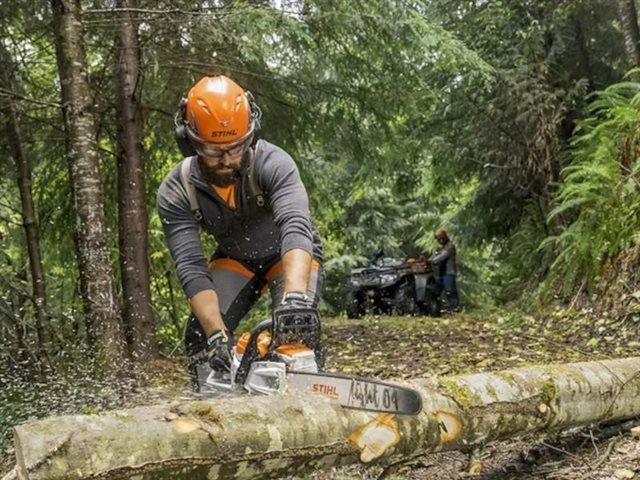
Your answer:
[431,228,460,314]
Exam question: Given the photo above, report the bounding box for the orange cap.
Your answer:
[185,75,254,146]
[435,228,448,240]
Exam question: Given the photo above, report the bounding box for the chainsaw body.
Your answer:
[205,309,322,395]
[206,336,320,395]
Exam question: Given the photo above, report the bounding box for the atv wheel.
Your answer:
[422,291,441,317]
[393,281,419,316]
[346,292,365,319]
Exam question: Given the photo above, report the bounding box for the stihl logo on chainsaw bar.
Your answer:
[312,383,338,397]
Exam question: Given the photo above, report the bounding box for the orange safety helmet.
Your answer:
[183,75,259,148]
[435,228,448,241]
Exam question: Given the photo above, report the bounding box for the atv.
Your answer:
[346,249,441,319]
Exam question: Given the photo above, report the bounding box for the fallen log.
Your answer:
[9,356,640,480]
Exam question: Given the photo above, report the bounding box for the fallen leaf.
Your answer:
[613,468,635,479]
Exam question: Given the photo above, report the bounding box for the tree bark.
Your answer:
[10,356,640,480]
[571,10,594,91]
[1,265,29,364]
[618,0,640,68]
[3,90,51,353]
[50,0,128,372]
[114,0,159,363]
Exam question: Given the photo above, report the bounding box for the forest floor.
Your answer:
[1,308,639,479]
[301,310,640,480]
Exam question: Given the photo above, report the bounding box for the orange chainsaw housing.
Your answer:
[235,331,312,358]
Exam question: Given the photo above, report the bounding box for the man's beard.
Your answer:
[201,164,242,187]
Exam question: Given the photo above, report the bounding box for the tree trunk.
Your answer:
[571,10,594,91]
[5,97,52,353]
[50,0,128,372]
[10,356,640,480]
[114,0,159,363]
[0,44,51,356]
[618,0,640,68]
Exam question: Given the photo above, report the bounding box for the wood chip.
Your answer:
[613,468,635,479]
[630,426,640,439]
[615,445,630,454]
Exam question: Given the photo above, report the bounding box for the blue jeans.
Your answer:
[437,274,460,313]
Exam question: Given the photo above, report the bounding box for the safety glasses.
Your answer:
[193,139,248,159]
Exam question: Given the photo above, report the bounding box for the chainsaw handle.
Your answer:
[235,319,273,386]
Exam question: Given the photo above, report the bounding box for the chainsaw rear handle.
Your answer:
[272,306,323,369]
[272,306,321,350]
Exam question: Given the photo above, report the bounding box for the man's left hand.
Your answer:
[273,291,319,341]
[273,291,317,325]
[278,291,312,309]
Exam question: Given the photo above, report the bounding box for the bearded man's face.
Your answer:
[198,150,244,186]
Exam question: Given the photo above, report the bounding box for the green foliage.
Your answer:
[423,0,623,248]
[490,200,552,304]
[541,76,640,296]
[3,2,640,463]
[0,0,636,367]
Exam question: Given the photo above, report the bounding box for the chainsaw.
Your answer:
[201,307,422,416]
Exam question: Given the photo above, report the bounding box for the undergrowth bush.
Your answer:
[539,74,640,297]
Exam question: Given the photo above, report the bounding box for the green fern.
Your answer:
[542,78,640,296]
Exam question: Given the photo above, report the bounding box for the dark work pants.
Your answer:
[437,274,460,313]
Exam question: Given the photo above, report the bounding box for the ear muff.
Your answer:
[174,97,197,157]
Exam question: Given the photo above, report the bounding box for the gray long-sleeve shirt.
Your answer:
[157,140,323,298]
[431,240,457,276]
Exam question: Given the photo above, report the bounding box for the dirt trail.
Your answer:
[324,313,596,379]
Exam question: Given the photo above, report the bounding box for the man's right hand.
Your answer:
[206,329,233,372]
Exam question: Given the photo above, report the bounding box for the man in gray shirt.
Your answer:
[157,75,323,390]
[431,228,459,314]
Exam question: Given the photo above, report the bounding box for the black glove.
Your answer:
[279,291,313,308]
[206,329,233,372]
[274,291,317,324]
[273,291,320,343]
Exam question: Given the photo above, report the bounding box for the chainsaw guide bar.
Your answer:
[287,371,423,415]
